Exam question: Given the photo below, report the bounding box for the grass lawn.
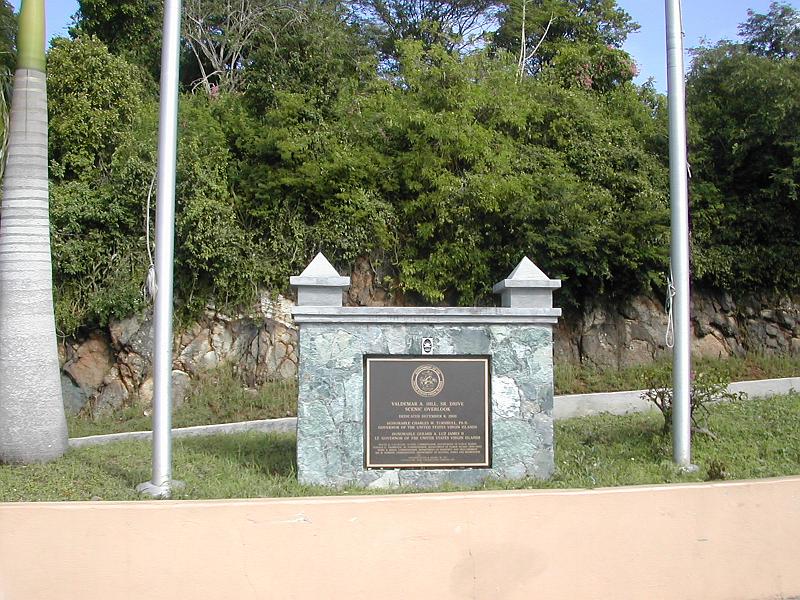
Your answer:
[4,393,799,502]
[66,353,800,438]
[68,368,297,438]
[554,352,800,395]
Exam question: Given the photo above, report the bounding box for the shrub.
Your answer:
[641,367,746,435]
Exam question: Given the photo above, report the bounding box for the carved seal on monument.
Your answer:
[411,364,445,397]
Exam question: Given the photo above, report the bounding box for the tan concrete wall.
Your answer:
[2,477,799,600]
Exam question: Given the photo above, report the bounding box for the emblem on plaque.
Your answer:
[411,364,445,397]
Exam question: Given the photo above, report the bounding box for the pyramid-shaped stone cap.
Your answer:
[290,253,350,287]
[493,257,560,308]
[507,256,549,280]
[290,252,350,306]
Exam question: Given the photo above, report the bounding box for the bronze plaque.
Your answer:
[364,355,491,469]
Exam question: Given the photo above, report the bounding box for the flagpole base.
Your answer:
[678,464,699,474]
[136,479,185,499]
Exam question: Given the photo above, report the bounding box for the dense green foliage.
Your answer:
[47,38,149,332]
[0,1,794,333]
[0,0,14,165]
[0,0,14,74]
[492,0,637,76]
[73,0,163,80]
[739,1,800,59]
[48,37,146,180]
[357,44,667,303]
[687,3,800,293]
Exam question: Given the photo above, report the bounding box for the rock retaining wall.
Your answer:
[59,294,297,415]
[59,288,800,415]
[556,290,800,369]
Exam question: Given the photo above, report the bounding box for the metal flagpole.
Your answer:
[137,0,183,498]
[665,0,695,470]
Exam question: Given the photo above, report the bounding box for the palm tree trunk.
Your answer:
[0,0,67,463]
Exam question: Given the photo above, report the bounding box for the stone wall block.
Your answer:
[95,377,129,414]
[274,324,299,380]
[61,374,88,415]
[209,321,234,358]
[554,320,580,364]
[172,370,191,408]
[711,314,739,338]
[346,256,391,307]
[227,321,259,365]
[179,322,204,349]
[178,331,215,375]
[555,291,800,369]
[57,342,67,367]
[137,377,154,407]
[117,350,148,390]
[692,332,730,359]
[579,323,619,368]
[62,332,114,394]
[109,315,142,349]
[719,291,734,312]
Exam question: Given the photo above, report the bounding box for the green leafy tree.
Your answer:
[51,93,265,332]
[74,0,163,79]
[0,1,15,178]
[46,40,151,332]
[245,0,374,111]
[341,43,667,304]
[49,179,147,334]
[231,40,667,306]
[347,0,501,60]
[687,42,800,292]
[0,0,68,463]
[0,0,15,74]
[739,1,800,59]
[47,36,146,181]
[542,40,636,91]
[229,82,395,288]
[492,0,637,77]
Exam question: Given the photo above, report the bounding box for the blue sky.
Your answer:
[11,0,800,91]
[618,0,800,90]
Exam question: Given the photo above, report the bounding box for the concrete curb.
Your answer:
[69,377,800,448]
[553,376,800,420]
[68,416,297,449]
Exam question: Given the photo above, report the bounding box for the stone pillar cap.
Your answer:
[290,252,350,288]
[492,257,561,293]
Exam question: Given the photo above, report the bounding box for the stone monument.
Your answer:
[291,253,561,488]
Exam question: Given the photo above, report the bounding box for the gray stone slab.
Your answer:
[291,306,561,324]
[296,323,555,489]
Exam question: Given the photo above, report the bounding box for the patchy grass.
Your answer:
[554,353,800,395]
[0,432,312,502]
[68,366,297,438]
[5,394,799,502]
[541,393,800,488]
